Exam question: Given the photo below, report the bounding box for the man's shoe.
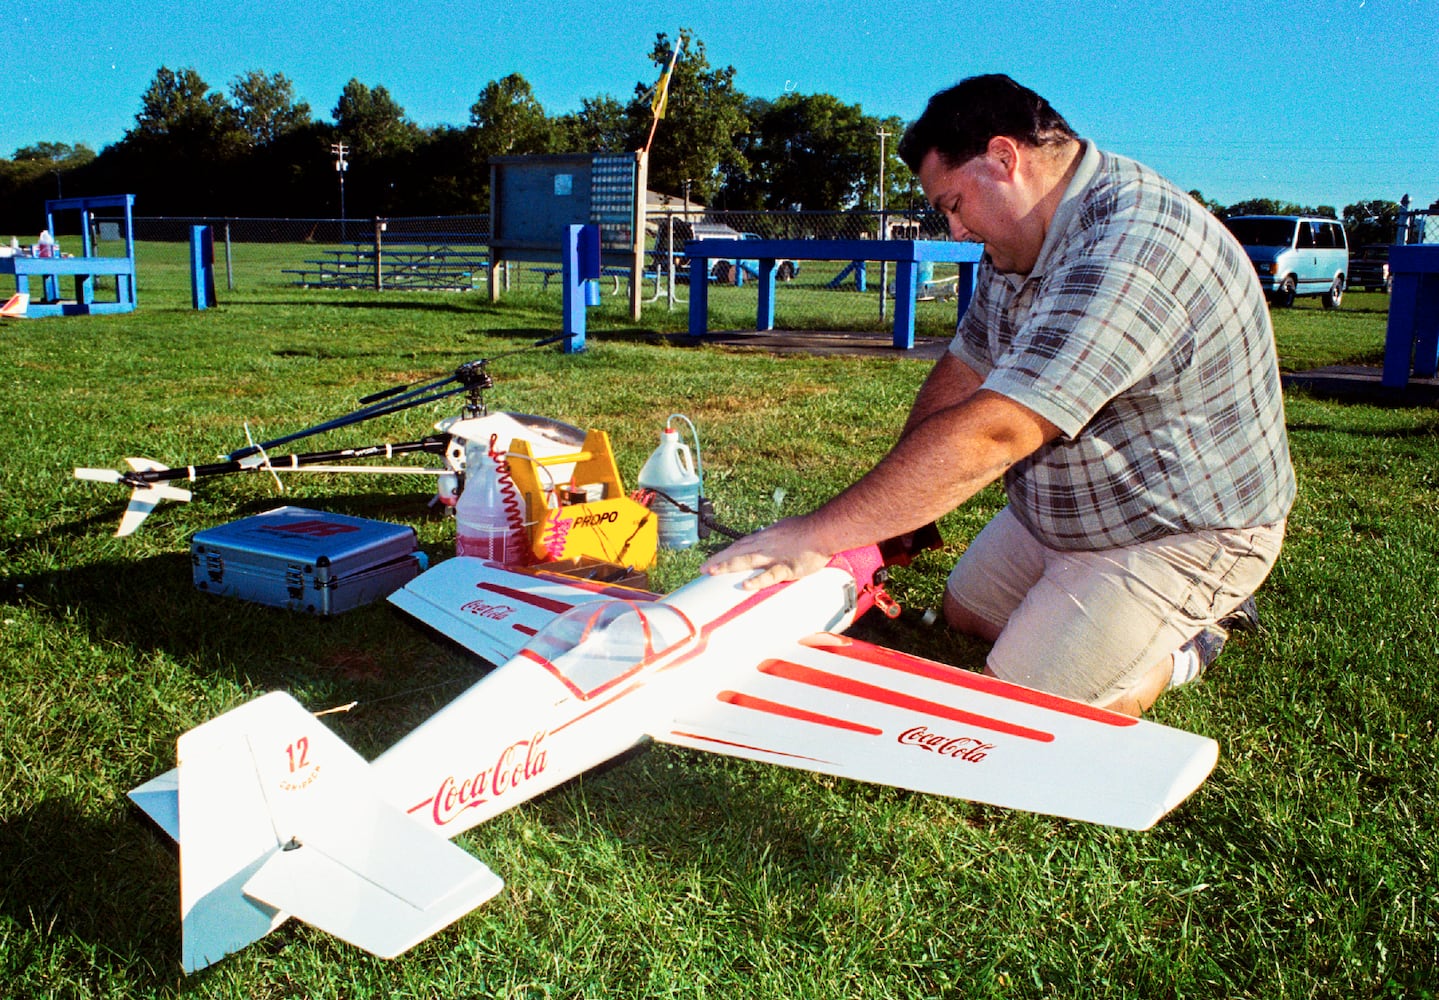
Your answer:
[1219,596,1260,633]
[1168,627,1227,690]
[1192,626,1229,670]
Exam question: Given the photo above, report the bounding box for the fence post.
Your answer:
[373,218,386,291]
[224,221,234,290]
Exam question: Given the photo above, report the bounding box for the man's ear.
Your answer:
[985,135,1022,177]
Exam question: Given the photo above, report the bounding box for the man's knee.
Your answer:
[943,590,1002,643]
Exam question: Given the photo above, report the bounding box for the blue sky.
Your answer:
[10,0,1437,210]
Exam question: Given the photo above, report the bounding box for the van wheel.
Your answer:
[1272,276,1297,308]
[1322,275,1344,309]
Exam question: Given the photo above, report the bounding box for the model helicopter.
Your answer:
[73,350,586,536]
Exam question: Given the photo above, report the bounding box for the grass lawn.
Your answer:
[1,259,1436,998]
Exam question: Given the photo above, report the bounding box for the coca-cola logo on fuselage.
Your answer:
[425,733,549,826]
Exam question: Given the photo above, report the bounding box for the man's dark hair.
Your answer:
[898,74,1077,172]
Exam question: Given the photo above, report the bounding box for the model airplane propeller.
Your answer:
[129,534,1219,973]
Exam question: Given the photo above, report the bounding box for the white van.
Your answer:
[1225,215,1349,308]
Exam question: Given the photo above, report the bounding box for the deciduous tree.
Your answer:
[553,95,636,154]
[469,74,555,159]
[637,30,749,205]
[333,79,420,160]
[130,66,240,153]
[230,70,312,148]
[1343,199,1401,246]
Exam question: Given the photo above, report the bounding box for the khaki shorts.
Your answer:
[946,506,1286,704]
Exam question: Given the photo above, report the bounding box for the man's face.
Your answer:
[917,146,1026,273]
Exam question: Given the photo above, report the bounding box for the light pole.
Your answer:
[331,142,349,241]
[877,128,891,321]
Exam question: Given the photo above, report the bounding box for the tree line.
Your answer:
[0,29,1404,245]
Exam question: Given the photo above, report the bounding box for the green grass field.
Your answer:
[1,258,1436,998]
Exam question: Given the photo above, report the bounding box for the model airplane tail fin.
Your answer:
[73,459,193,536]
[132,691,503,973]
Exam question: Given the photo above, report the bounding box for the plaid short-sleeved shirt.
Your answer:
[950,142,1295,551]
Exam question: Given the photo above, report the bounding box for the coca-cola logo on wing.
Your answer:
[459,600,515,620]
[429,732,548,826]
[898,725,994,763]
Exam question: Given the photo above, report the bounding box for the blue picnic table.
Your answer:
[0,194,137,317]
[1381,244,1439,388]
[684,238,985,349]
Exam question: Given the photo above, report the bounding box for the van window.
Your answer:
[1315,223,1335,248]
[1296,223,1316,249]
[1226,218,1297,247]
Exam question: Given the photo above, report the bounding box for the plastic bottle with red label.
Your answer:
[455,440,521,562]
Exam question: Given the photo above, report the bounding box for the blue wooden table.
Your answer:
[1381,244,1439,388]
[0,194,137,317]
[684,238,984,349]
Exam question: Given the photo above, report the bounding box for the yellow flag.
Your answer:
[651,45,679,119]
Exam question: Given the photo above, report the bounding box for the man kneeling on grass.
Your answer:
[702,74,1294,717]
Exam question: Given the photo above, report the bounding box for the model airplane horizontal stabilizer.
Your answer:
[75,459,195,537]
[0,292,28,318]
[166,691,501,973]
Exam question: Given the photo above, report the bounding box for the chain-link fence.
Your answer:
[123,209,968,335]
[1399,209,1439,245]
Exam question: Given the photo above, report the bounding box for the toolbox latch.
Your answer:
[285,563,306,600]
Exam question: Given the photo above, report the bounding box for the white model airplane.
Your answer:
[129,538,1219,973]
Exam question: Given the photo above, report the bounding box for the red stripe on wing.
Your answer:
[718,689,882,735]
[801,635,1139,728]
[478,581,573,614]
[667,730,833,764]
[759,658,1054,742]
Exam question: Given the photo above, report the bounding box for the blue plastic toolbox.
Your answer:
[191,506,428,615]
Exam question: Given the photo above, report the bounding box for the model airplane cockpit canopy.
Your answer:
[523,599,697,699]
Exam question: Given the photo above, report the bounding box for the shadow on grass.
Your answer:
[0,797,187,990]
[4,490,461,692]
[237,297,484,315]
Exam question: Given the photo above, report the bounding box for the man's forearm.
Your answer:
[807,389,1056,555]
[900,351,985,439]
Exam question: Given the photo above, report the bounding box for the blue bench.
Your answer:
[684,238,984,349]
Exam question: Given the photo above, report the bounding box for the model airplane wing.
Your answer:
[652,632,1218,831]
[388,556,661,667]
